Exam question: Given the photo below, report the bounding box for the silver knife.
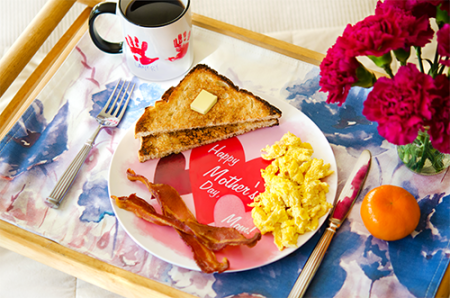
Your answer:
[288,149,372,298]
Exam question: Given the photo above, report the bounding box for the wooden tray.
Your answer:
[0,1,448,297]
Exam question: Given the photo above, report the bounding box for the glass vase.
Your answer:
[397,131,450,175]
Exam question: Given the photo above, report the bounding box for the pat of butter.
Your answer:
[190,90,217,114]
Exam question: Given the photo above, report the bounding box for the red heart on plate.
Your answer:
[154,153,191,195]
[214,194,259,238]
[189,137,270,224]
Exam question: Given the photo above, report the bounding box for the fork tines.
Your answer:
[102,80,135,118]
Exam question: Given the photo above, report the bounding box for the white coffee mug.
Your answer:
[89,0,193,81]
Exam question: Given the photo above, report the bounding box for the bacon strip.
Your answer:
[126,168,196,221]
[177,232,229,274]
[112,194,192,234]
[113,193,229,273]
[185,220,261,251]
[126,168,261,251]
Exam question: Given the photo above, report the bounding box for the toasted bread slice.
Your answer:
[138,119,278,162]
[135,64,282,138]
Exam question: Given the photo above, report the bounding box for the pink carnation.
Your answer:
[340,13,407,57]
[426,75,450,153]
[438,1,450,14]
[319,41,359,106]
[381,0,449,18]
[410,0,450,17]
[437,24,450,66]
[339,2,433,57]
[362,64,436,145]
[375,1,434,48]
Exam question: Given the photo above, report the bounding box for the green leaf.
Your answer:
[436,5,450,26]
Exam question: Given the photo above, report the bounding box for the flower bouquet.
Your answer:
[319,0,450,175]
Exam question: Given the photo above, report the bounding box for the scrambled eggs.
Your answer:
[250,132,334,250]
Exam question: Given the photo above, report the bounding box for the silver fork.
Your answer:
[45,80,135,209]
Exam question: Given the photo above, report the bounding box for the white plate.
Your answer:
[108,97,337,273]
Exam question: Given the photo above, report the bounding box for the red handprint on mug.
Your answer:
[125,35,159,65]
[168,31,191,61]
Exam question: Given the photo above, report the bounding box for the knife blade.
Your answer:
[288,149,372,298]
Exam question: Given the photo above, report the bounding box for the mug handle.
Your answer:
[88,2,123,54]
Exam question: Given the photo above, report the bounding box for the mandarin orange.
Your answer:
[360,185,420,241]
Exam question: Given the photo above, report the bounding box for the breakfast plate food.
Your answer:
[108,94,338,273]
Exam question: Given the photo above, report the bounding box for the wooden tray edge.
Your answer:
[192,13,325,66]
[0,219,195,298]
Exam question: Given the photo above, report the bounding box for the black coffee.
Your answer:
[124,0,185,27]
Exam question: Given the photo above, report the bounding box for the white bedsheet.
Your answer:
[0,0,377,297]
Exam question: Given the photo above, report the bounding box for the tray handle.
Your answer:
[0,0,103,98]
